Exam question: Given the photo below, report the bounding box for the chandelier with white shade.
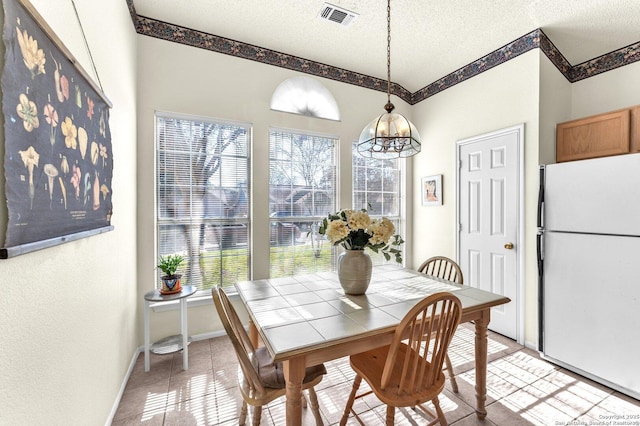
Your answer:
[357,0,421,158]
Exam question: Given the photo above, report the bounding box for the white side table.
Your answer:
[144,285,196,372]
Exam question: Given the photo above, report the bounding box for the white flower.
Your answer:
[326,220,349,244]
[319,208,403,263]
[368,218,395,245]
[347,210,371,231]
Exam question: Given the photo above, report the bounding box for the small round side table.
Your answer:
[143,285,197,372]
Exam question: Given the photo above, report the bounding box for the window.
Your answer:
[156,113,250,291]
[270,76,340,121]
[352,142,404,265]
[269,129,337,277]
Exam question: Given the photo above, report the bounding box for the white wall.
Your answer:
[0,3,636,422]
[571,61,640,118]
[137,37,640,350]
[0,1,138,424]
[539,54,572,165]
[136,35,414,341]
[410,50,541,346]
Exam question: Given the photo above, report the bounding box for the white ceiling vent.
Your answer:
[318,3,358,27]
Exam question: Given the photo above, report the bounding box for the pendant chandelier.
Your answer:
[357,0,421,158]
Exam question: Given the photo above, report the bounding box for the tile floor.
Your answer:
[113,324,640,425]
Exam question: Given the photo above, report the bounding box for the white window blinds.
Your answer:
[156,113,250,290]
[352,142,403,266]
[269,129,337,277]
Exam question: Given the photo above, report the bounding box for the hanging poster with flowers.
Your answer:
[1,0,113,258]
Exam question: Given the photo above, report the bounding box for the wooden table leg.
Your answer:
[474,310,490,419]
[248,320,259,348]
[283,357,306,426]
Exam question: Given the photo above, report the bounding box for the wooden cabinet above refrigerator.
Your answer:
[556,105,640,162]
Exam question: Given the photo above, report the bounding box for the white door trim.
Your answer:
[455,123,525,345]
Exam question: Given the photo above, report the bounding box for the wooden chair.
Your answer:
[417,256,463,285]
[340,292,462,426]
[212,286,326,426]
[417,256,463,393]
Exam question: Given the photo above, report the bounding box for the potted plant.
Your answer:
[156,254,185,294]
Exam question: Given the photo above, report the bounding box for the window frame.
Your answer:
[268,127,340,277]
[352,141,406,266]
[155,111,252,295]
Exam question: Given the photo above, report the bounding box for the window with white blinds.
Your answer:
[269,129,337,277]
[156,113,250,290]
[352,142,404,266]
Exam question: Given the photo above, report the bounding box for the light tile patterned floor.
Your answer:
[113,324,640,425]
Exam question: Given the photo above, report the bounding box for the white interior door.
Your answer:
[457,125,523,341]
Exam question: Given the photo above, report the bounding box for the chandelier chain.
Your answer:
[387,0,391,103]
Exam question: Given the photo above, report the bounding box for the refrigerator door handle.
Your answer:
[537,166,545,228]
[537,231,544,266]
[537,230,544,351]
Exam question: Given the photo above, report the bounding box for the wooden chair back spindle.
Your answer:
[381,293,462,395]
[340,292,463,425]
[417,256,464,284]
[212,286,266,396]
[214,286,326,425]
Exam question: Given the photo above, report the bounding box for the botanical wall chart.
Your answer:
[1,0,113,258]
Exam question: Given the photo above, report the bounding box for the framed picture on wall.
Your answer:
[1,0,113,258]
[421,175,442,206]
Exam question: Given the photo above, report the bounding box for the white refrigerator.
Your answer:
[538,153,640,399]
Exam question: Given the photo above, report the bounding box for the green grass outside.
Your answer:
[188,244,334,290]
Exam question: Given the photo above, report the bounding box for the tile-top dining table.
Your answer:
[234,264,510,425]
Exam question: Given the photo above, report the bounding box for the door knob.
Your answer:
[504,242,514,250]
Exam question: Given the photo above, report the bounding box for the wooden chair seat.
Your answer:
[251,345,326,389]
[349,344,446,407]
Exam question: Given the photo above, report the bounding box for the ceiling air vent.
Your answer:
[318,3,358,27]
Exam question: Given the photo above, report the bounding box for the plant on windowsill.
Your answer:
[156,254,185,295]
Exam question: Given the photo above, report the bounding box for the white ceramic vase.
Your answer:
[337,249,372,295]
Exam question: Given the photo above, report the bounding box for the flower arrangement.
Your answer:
[318,209,404,263]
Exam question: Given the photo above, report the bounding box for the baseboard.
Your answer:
[188,329,227,342]
[105,348,140,426]
[524,339,539,351]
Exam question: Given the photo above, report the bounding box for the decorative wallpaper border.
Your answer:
[135,15,413,104]
[539,30,573,78]
[571,40,640,82]
[130,8,640,104]
[412,29,542,103]
[126,0,136,29]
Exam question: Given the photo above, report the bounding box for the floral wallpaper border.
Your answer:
[570,40,640,82]
[413,29,543,103]
[134,15,413,104]
[127,3,640,104]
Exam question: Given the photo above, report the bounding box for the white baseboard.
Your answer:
[105,348,140,426]
[524,339,539,351]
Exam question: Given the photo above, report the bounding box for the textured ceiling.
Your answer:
[132,0,640,93]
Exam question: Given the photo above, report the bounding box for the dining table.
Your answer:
[234,264,511,425]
